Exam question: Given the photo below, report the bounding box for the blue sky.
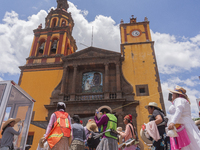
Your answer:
[0,0,200,118]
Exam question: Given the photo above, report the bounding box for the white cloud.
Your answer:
[152,31,200,74]
[166,76,200,87]
[1,2,199,76]
[0,3,120,76]
[68,2,120,51]
[0,77,3,81]
[0,10,47,75]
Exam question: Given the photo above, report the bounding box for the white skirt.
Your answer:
[181,121,200,150]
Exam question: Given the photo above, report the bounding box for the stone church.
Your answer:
[19,0,165,149]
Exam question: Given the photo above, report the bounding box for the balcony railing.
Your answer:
[75,94,104,101]
[63,92,120,101]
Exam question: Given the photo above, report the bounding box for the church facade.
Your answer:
[19,0,165,149]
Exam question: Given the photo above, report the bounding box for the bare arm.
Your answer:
[155,115,163,125]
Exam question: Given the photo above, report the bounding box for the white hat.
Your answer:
[145,102,160,109]
[2,118,21,130]
[97,105,112,113]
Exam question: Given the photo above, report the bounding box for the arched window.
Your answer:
[37,39,45,56]
[51,18,57,28]
[50,38,58,55]
[61,19,66,27]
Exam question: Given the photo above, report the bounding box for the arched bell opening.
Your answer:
[61,19,66,27]
[50,38,58,55]
[51,18,57,28]
[37,39,45,56]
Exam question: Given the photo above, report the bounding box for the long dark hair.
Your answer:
[72,115,80,123]
[149,106,165,114]
[100,108,110,114]
[1,122,13,135]
[127,119,138,140]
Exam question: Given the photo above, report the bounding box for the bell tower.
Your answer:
[18,1,77,149]
[120,15,165,139]
[27,0,77,65]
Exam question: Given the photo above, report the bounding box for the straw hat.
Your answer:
[39,137,46,148]
[145,102,160,109]
[168,85,186,96]
[97,105,112,113]
[168,85,190,103]
[86,120,98,132]
[2,118,21,130]
[140,128,153,145]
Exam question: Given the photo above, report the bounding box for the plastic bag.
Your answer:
[165,127,178,137]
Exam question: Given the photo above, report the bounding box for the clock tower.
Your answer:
[120,15,165,137]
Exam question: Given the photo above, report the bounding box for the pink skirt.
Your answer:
[170,125,190,150]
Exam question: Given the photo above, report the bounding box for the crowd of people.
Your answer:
[38,103,140,150]
[1,85,200,150]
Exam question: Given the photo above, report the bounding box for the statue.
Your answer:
[37,23,42,29]
[62,20,66,27]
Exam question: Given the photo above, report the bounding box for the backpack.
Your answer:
[87,132,100,149]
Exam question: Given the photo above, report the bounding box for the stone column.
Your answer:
[61,66,68,94]
[104,63,109,99]
[57,16,61,27]
[30,34,40,57]
[71,65,77,100]
[116,63,122,98]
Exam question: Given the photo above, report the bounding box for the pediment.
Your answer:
[63,46,120,60]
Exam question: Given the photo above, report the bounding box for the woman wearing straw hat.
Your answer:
[145,102,170,150]
[85,120,99,150]
[168,85,200,149]
[0,118,22,150]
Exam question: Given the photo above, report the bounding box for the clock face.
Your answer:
[130,30,141,37]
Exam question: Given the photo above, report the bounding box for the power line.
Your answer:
[91,26,93,47]
[80,43,89,48]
